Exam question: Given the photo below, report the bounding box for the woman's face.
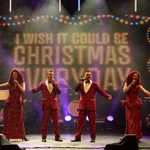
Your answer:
[132,73,139,81]
[12,71,18,80]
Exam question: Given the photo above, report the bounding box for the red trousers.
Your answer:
[42,109,60,139]
[75,110,96,140]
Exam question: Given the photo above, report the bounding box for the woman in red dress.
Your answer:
[122,70,150,141]
[0,69,28,141]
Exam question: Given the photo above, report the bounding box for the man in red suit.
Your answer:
[31,70,62,142]
[71,70,112,142]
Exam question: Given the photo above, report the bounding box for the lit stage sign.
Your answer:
[13,32,132,91]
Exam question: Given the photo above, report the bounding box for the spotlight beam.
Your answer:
[134,0,137,12]
[78,0,80,11]
[59,0,61,11]
[9,0,12,12]
[59,0,81,12]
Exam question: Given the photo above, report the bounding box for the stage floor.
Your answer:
[9,134,150,150]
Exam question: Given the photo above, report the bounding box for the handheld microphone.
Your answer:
[13,80,17,86]
[132,80,136,86]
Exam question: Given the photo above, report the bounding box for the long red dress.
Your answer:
[3,84,26,139]
[122,85,143,139]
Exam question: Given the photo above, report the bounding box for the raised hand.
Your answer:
[107,95,112,101]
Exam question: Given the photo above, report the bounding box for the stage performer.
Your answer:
[31,70,62,142]
[0,68,28,141]
[122,70,150,141]
[71,70,112,142]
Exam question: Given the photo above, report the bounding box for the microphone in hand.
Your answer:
[13,80,18,86]
[80,78,85,81]
[79,78,85,84]
[131,80,136,86]
[49,79,56,86]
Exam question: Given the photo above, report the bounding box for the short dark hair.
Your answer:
[47,69,54,74]
[85,70,91,73]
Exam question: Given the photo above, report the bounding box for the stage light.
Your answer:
[107,115,114,122]
[2,16,7,20]
[58,0,81,12]
[2,23,7,27]
[65,115,72,121]
[134,0,137,12]
[12,22,16,26]
[8,16,12,20]
[9,0,12,12]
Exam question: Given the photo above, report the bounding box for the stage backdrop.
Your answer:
[0,0,150,134]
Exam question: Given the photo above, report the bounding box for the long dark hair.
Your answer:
[8,69,24,85]
[126,70,141,85]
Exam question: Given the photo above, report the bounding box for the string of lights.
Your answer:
[0,14,150,27]
[146,26,150,43]
[147,58,150,72]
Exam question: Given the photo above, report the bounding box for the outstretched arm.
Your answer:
[31,83,42,93]
[96,84,112,101]
[138,85,150,96]
[0,82,9,88]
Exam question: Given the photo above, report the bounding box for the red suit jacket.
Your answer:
[75,82,110,110]
[32,81,61,110]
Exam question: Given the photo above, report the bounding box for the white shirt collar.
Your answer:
[45,80,53,93]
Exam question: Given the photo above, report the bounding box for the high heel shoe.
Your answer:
[22,137,29,141]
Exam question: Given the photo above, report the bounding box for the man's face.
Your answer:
[85,72,91,80]
[47,71,54,81]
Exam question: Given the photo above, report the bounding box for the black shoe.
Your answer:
[22,137,29,141]
[138,139,142,143]
[71,139,81,142]
[55,137,63,142]
[90,139,95,142]
[42,139,46,142]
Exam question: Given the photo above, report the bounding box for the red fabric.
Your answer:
[8,69,24,85]
[122,86,143,139]
[32,81,61,139]
[75,110,96,140]
[42,109,60,139]
[3,85,26,139]
[75,82,110,110]
[75,82,110,139]
[32,82,61,110]
[126,70,141,86]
